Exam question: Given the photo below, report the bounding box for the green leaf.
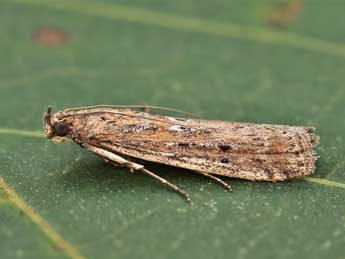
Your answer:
[1,0,345,258]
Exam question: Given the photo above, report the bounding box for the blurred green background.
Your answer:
[1,0,345,258]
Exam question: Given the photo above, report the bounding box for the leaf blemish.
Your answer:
[32,26,68,46]
[268,0,302,29]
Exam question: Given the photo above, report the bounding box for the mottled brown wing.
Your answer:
[68,109,319,181]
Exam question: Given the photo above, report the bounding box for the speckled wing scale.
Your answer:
[44,106,319,201]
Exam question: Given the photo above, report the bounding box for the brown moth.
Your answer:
[43,105,319,202]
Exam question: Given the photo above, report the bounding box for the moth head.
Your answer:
[43,106,71,142]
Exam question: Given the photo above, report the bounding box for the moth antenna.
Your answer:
[44,106,54,138]
[63,105,200,118]
[46,106,52,125]
[63,110,181,126]
[47,106,52,115]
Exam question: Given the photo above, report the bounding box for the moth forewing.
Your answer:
[44,106,319,201]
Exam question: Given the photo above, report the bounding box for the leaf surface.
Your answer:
[1,1,345,258]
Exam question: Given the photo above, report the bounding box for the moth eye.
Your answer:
[53,121,69,137]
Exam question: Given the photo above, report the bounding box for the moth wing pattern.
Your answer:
[63,109,319,181]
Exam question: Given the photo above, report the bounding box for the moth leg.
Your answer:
[81,143,190,202]
[106,156,145,168]
[137,168,190,202]
[195,171,233,191]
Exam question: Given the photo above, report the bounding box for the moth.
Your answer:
[44,105,319,202]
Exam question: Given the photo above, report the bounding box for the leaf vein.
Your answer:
[2,128,345,190]
[0,178,86,259]
[302,176,345,189]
